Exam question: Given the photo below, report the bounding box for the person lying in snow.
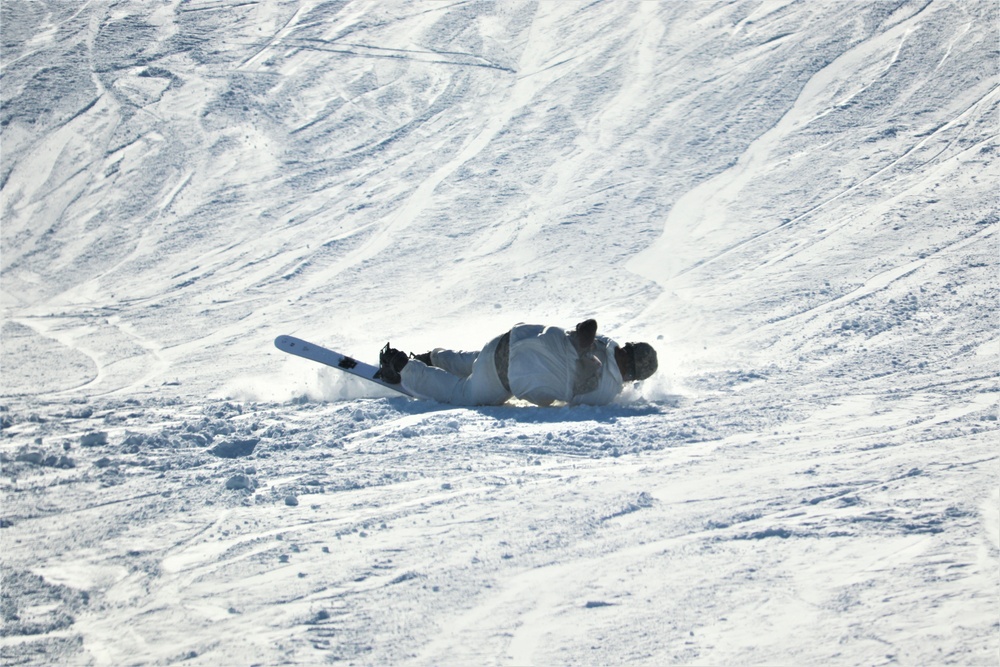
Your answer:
[376,319,657,406]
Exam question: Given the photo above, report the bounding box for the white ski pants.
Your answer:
[399,334,511,406]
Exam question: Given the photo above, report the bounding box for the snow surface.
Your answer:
[1,0,998,665]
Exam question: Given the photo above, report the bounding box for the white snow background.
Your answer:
[1,1,998,665]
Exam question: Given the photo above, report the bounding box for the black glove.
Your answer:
[572,319,601,394]
[574,319,597,351]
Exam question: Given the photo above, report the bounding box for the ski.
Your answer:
[274,335,414,397]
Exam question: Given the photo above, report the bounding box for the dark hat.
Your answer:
[623,342,658,381]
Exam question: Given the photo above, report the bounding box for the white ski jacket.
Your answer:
[506,324,623,406]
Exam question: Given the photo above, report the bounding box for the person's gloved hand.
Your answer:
[574,319,597,351]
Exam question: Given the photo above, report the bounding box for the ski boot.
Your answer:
[410,351,433,366]
[376,343,409,384]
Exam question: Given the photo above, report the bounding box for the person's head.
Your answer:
[617,342,658,382]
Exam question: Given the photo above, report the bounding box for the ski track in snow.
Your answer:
[1,1,998,665]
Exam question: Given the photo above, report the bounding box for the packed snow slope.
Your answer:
[1,1,998,665]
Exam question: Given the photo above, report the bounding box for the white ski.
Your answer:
[274,335,414,397]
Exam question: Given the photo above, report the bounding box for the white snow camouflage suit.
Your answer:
[398,323,624,406]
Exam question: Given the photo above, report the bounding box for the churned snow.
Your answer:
[1,1,997,665]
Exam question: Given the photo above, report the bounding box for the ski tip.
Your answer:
[274,335,293,349]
